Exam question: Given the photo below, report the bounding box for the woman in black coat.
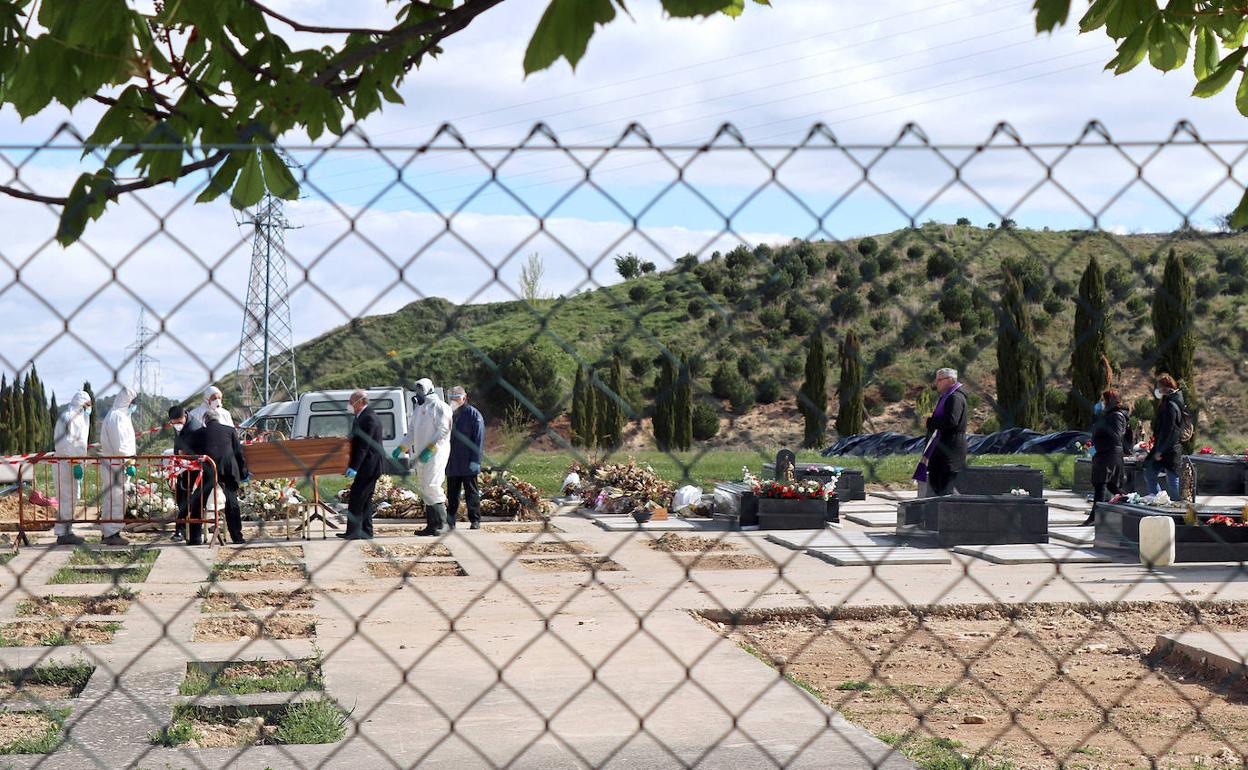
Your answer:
[1082,389,1129,525]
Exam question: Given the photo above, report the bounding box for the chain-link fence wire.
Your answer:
[0,122,1245,768]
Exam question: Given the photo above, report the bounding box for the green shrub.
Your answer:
[880,378,906,403]
[1042,295,1065,316]
[878,250,900,273]
[857,237,879,256]
[759,306,784,328]
[727,378,755,414]
[926,250,957,279]
[788,306,815,335]
[699,269,725,294]
[755,375,782,404]
[867,284,888,305]
[906,244,925,260]
[711,363,739,399]
[628,284,650,303]
[858,257,879,282]
[687,298,706,318]
[692,401,720,440]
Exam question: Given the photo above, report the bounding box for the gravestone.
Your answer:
[896,494,1049,547]
[761,462,866,501]
[955,465,1043,497]
[775,449,796,482]
[712,482,758,529]
[1185,455,1247,495]
[1073,457,1148,495]
[1094,502,1248,562]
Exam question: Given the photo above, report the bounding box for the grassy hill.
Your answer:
[252,223,1248,448]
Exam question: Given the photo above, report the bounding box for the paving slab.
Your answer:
[1154,631,1248,683]
[766,531,900,550]
[870,490,916,501]
[843,512,897,528]
[1048,527,1096,545]
[1048,510,1092,526]
[1048,499,1093,512]
[806,547,952,566]
[951,543,1112,564]
[592,516,701,532]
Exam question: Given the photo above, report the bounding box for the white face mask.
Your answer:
[1154,388,1162,400]
[173,423,184,433]
[209,397,222,410]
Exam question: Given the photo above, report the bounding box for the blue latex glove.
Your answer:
[391,446,404,460]
[125,464,136,478]
[345,468,358,479]
[468,461,480,474]
[418,447,434,464]
[72,464,84,480]
[241,473,252,484]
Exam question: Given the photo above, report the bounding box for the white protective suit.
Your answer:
[53,391,91,535]
[404,379,452,505]
[99,387,137,537]
[188,385,234,430]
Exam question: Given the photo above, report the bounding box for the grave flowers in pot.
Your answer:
[745,469,837,529]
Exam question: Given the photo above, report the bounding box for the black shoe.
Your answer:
[170,531,185,543]
[469,522,481,530]
[1079,514,1095,527]
[415,529,437,537]
[336,532,360,540]
[231,538,246,545]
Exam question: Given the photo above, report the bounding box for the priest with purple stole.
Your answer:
[913,368,968,497]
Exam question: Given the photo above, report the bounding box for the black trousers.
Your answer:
[174,473,204,544]
[201,465,243,543]
[447,474,481,528]
[347,471,379,538]
[928,467,959,496]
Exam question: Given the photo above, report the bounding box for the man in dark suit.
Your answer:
[340,389,384,540]
[167,405,205,545]
[925,367,968,496]
[189,410,250,544]
[445,386,486,530]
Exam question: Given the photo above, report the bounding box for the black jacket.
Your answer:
[925,387,968,473]
[1091,406,1129,456]
[189,422,248,482]
[1151,390,1186,465]
[349,406,384,478]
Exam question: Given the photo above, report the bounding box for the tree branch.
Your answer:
[0,151,228,206]
[311,0,505,88]
[241,0,392,35]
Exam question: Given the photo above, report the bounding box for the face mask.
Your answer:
[1154,388,1162,400]
[1093,402,1103,415]
[83,407,92,417]
[210,398,222,409]
[128,404,138,415]
[173,423,184,433]
[451,399,464,410]
[414,393,426,406]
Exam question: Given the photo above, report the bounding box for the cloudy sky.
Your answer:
[2,0,1245,408]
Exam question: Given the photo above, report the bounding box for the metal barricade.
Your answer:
[13,454,220,548]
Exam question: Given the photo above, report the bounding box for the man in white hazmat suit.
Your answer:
[99,387,136,546]
[188,385,233,430]
[396,378,452,536]
[52,390,92,546]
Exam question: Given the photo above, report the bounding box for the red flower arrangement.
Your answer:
[1207,515,1247,527]
[750,478,835,502]
[1198,446,1214,455]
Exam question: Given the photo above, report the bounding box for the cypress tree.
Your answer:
[798,332,828,448]
[674,354,693,451]
[653,356,675,450]
[1152,248,1195,411]
[28,366,47,448]
[82,381,98,446]
[996,273,1044,429]
[10,379,25,452]
[0,374,9,453]
[571,365,587,447]
[1065,255,1110,429]
[606,352,625,448]
[48,393,59,446]
[22,372,37,451]
[834,329,864,437]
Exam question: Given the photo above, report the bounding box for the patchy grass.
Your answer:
[876,733,1017,770]
[0,660,94,700]
[365,561,466,578]
[0,707,70,754]
[17,591,134,617]
[66,548,158,567]
[191,614,315,642]
[151,698,348,747]
[0,621,120,647]
[198,589,315,613]
[208,562,308,582]
[179,657,323,696]
[48,566,152,585]
[272,699,350,745]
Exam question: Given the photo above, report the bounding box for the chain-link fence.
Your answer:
[0,123,1246,768]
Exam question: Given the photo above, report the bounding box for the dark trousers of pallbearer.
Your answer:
[173,472,204,545]
[447,474,481,529]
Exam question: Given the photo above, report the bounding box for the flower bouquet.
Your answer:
[127,479,176,519]
[338,475,424,518]
[572,459,674,514]
[479,469,553,521]
[241,478,305,521]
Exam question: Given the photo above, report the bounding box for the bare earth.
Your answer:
[211,563,308,582]
[482,523,565,534]
[364,561,467,578]
[0,680,80,701]
[519,557,624,573]
[184,715,270,748]
[672,554,777,570]
[217,546,305,562]
[17,595,132,617]
[647,534,740,552]
[499,540,595,555]
[0,711,56,746]
[0,621,117,646]
[199,590,314,613]
[720,602,1248,770]
[360,543,451,559]
[192,614,316,642]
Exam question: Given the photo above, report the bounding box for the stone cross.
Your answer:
[775,448,796,483]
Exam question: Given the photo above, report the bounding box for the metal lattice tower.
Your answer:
[126,307,161,397]
[235,190,298,414]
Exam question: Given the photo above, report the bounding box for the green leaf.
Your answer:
[229,151,266,209]
[1231,189,1248,230]
[1192,47,1248,97]
[1033,0,1070,33]
[1237,69,1248,116]
[662,0,738,16]
[57,169,115,246]
[1147,17,1187,72]
[196,153,243,204]
[260,148,299,200]
[1106,18,1151,73]
[1194,26,1217,81]
[523,0,616,74]
[1078,0,1114,33]
[1105,0,1147,38]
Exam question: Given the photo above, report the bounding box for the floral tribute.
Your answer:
[742,467,836,501]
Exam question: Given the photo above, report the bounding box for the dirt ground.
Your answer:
[192,614,316,642]
[672,554,776,570]
[716,602,1248,770]
[0,711,56,747]
[0,679,80,701]
[646,534,740,552]
[211,563,307,582]
[500,540,595,556]
[0,621,117,646]
[482,523,565,534]
[364,561,466,578]
[17,595,132,617]
[183,714,271,748]
[519,557,624,573]
[360,543,451,559]
[217,546,304,562]
[199,590,314,613]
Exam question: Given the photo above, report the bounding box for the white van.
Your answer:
[239,400,298,438]
[291,386,443,457]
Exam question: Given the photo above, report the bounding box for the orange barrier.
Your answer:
[13,454,220,548]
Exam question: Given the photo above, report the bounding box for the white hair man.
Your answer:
[914,368,968,497]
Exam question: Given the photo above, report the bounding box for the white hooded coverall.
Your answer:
[99,387,136,537]
[404,381,452,505]
[188,385,234,430]
[53,391,91,535]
